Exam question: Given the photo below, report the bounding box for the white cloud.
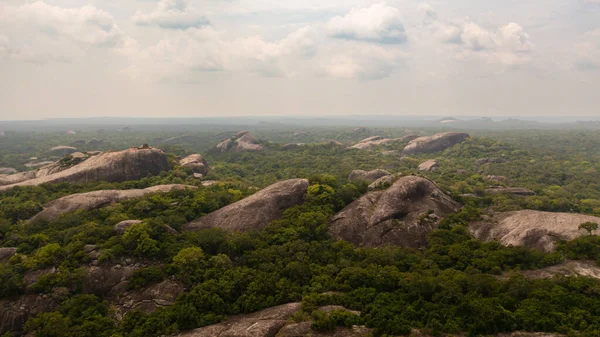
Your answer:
[321,43,404,79]
[132,0,209,29]
[122,26,319,81]
[423,6,533,67]
[0,1,127,62]
[573,29,600,70]
[326,3,407,44]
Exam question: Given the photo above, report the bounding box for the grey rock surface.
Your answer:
[418,159,439,172]
[216,131,264,152]
[184,179,309,232]
[30,184,196,222]
[348,169,391,183]
[0,148,171,191]
[401,132,469,155]
[180,154,209,175]
[470,210,600,252]
[330,176,461,248]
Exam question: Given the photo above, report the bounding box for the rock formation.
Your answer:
[49,145,78,156]
[401,132,469,156]
[0,295,58,334]
[112,280,185,319]
[178,303,301,337]
[184,179,309,232]
[485,187,535,196]
[330,176,461,248]
[348,169,391,183]
[114,220,144,235]
[348,135,417,150]
[368,175,396,191]
[418,159,439,172]
[0,168,17,175]
[470,210,600,252]
[517,261,600,281]
[282,143,306,150]
[476,157,507,165]
[180,154,209,176]
[0,148,171,191]
[0,247,17,262]
[216,131,264,152]
[30,185,196,223]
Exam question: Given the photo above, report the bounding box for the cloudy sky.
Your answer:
[0,0,599,120]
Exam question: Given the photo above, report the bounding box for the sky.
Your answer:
[0,0,599,120]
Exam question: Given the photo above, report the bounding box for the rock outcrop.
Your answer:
[49,145,78,156]
[114,220,144,235]
[180,154,209,176]
[0,168,17,175]
[178,303,301,337]
[401,132,469,156]
[348,135,416,150]
[517,261,600,281]
[112,280,185,319]
[485,187,535,196]
[30,185,196,223]
[216,131,264,152]
[348,169,391,183]
[418,159,439,172]
[368,175,396,191]
[0,247,17,262]
[470,210,600,252]
[0,148,171,191]
[0,295,58,335]
[184,179,309,233]
[330,176,461,248]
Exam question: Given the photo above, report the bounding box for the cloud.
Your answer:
[321,43,404,79]
[573,30,600,70]
[132,0,209,30]
[422,6,533,67]
[0,1,127,62]
[122,26,319,81]
[326,4,407,44]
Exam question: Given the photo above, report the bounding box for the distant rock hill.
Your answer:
[184,179,309,232]
[330,176,461,248]
[0,148,170,191]
[401,132,469,155]
[29,185,196,222]
[216,131,264,152]
[348,135,418,150]
[470,210,600,252]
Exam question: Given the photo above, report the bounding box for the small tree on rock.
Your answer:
[579,221,599,235]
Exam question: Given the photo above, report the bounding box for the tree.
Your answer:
[579,222,599,235]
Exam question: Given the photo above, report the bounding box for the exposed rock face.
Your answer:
[115,220,144,235]
[485,187,535,196]
[282,143,306,150]
[348,135,415,150]
[112,280,185,319]
[517,261,600,280]
[0,295,58,335]
[184,179,309,233]
[161,135,200,144]
[348,169,391,183]
[50,145,78,155]
[24,161,55,168]
[0,168,17,175]
[180,154,209,176]
[368,175,396,191]
[0,247,17,262]
[401,132,469,156]
[330,176,461,248]
[418,159,439,172]
[277,322,371,337]
[476,157,507,165]
[178,303,301,337]
[216,131,264,152]
[470,210,600,252]
[0,148,171,191]
[83,265,139,295]
[30,185,197,223]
